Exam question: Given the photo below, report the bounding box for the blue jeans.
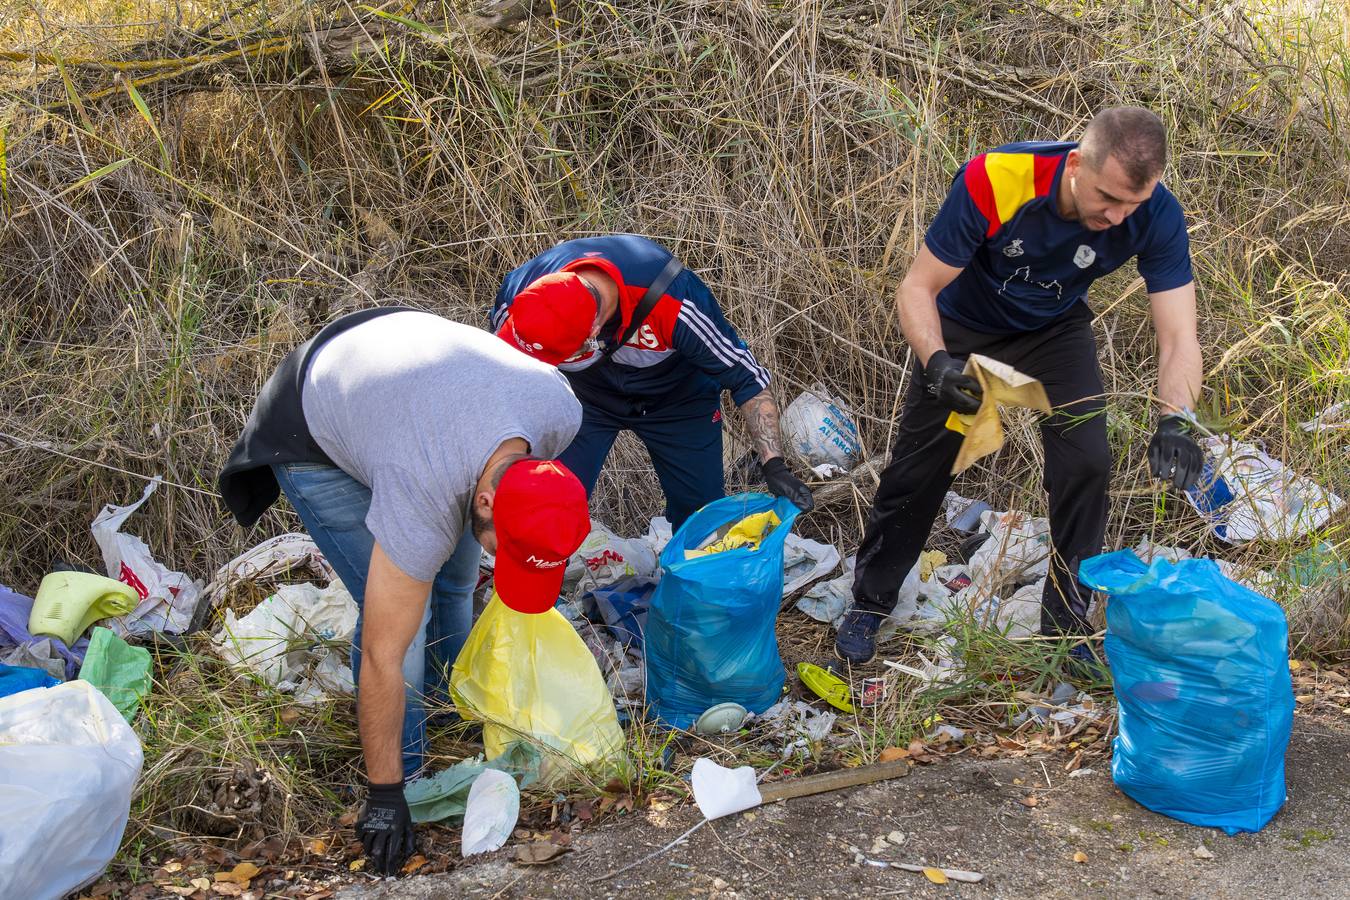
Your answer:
[272,463,481,778]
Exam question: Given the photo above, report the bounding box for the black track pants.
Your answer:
[851,303,1110,636]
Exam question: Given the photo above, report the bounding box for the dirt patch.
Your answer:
[337,719,1350,899]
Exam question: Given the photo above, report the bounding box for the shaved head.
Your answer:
[1079,107,1167,189]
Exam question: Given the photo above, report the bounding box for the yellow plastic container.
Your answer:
[28,572,138,645]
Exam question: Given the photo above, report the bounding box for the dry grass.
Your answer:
[1,0,1348,874]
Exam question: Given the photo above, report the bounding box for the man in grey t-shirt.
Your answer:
[219,310,591,875]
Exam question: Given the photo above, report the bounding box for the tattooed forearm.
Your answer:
[740,390,784,462]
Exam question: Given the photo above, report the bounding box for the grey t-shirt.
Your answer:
[302,311,582,582]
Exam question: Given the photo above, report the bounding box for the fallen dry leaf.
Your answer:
[515,842,570,866]
[879,746,910,763]
[348,859,366,872]
[1019,795,1040,808]
[907,739,928,757]
[307,839,327,856]
[215,863,260,885]
[923,867,949,884]
[338,810,359,828]
[1289,659,1302,671]
[211,883,244,897]
[164,862,184,874]
[191,877,212,891]
[1073,850,1088,864]
[161,887,196,898]
[401,854,429,874]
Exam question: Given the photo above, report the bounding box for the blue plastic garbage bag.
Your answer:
[1079,550,1294,834]
[0,663,59,698]
[644,493,800,728]
[582,576,656,651]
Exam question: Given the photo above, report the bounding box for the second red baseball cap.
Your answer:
[492,458,591,614]
[498,272,597,366]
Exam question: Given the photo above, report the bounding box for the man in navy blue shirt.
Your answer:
[492,234,814,528]
[837,107,1205,667]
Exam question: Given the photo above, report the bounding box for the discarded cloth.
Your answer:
[687,510,782,558]
[1184,436,1344,543]
[0,585,87,680]
[581,576,655,651]
[948,355,1051,474]
[0,663,58,698]
[783,535,842,596]
[92,478,204,635]
[78,627,152,722]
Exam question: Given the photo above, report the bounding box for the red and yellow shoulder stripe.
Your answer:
[963,152,1061,237]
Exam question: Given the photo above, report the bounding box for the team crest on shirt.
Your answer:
[1002,239,1024,258]
[1073,245,1097,268]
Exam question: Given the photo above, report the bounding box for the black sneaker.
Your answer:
[834,608,882,664]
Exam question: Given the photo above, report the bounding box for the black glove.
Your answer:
[923,350,982,414]
[1147,414,1204,491]
[356,781,415,876]
[762,457,815,512]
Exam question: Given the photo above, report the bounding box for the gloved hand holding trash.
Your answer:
[356,782,416,876]
[1147,414,1203,490]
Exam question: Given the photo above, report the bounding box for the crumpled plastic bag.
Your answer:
[967,510,1051,593]
[77,627,152,722]
[565,524,659,594]
[948,355,1051,474]
[797,554,949,629]
[92,478,203,636]
[213,579,357,703]
[962,580,1042,638]
[452,593,625,771]
[0,640,67,682]
[780,386,862,471]
[755,699,837,756]
[461,769,520,856]
[1184,436,1345,544]
[0,681,143,900]
[783,534,842,596]
[0,585,86,680]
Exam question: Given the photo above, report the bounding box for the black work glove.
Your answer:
[1147,414,1204,491]
[356,781,415,876]
[923,350,982,414]
[762,457,815,512]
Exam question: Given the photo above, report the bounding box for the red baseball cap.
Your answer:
[492,458,591,613]
[498,272,597,365]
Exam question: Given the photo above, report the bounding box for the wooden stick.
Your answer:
[757,759,910,804]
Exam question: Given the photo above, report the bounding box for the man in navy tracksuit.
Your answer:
[491,234,813,527]
[837,107,1205,668]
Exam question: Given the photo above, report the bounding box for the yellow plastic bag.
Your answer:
[685,510,781,558]
[451,593,625,771]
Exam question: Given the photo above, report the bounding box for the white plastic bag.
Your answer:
[780,387,861,471]
[0,681,144,900]
[564,524,659,593]
[782,534,842,595]
[92,477,203,635]
[460,769,520,856]
[691,758,762,820]
[213,579,357,702]
[967,510,1051,593]
[1185,436,1345,543]
[201,533,335,611]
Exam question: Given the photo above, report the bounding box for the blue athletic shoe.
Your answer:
[834,608,882,664]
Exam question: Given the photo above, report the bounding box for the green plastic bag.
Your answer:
[78,627,151,722]
[405,742,540,824]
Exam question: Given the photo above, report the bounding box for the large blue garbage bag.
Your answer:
[1079,550,1294,834]
[644,493,799,728]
